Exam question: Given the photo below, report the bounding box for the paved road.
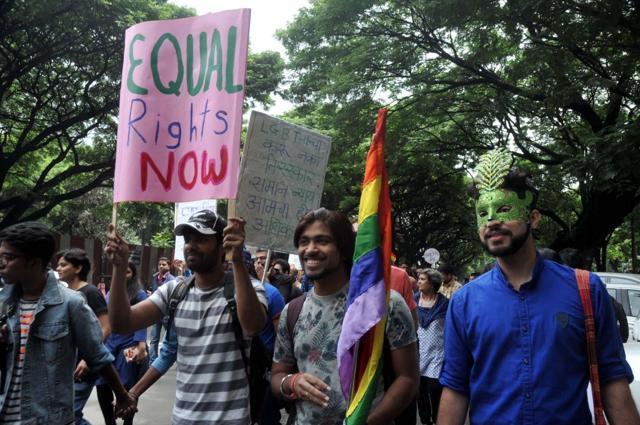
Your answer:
[82,366,177,424]
[80,341,640,424]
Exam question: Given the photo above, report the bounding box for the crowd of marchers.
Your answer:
[0,149,638,425]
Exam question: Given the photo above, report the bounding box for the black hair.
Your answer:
[470,169,539,210]
[158,256,170,263]
[126,261,143,303]
[271,258,290,274]
[246,261,258,280]
[538,247,561,263]
[58,248,91,281]
[438,264,455,275]
[559,248,586,269]
[420,269,444,293]
[0,221,56,269]
[294,208,356,274]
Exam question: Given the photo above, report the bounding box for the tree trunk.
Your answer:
[551,187,638,269]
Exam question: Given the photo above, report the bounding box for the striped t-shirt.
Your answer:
[150,275,267,425]
[0,299,38,423]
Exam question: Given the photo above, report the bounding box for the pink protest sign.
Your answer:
[114,10,250,202]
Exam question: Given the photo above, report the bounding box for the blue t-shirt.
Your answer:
[259,282,285,353]
[440,256,633,425]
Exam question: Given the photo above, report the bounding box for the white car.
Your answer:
[597,272,640,341]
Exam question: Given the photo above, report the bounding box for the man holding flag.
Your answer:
[271,109,418,424]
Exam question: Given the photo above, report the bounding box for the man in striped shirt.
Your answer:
[106,210,267,424]
[0,221,136,424]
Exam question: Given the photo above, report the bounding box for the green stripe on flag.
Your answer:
[353,214,380,262]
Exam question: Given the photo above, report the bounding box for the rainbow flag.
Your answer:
[337,108,392,424]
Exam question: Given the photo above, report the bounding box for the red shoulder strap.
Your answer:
[576,268,606,425]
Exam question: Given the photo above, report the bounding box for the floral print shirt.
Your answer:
[273,285,416,425]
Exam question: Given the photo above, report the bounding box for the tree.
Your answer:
[0,0,190,227]
[0,0,285,230]
[278,0,640,268]
[282,98,481,268]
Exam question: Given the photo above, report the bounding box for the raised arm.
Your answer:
[105,224,162,333]
[223,218,266,336]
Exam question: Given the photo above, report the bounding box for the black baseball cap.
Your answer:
[174,210,227,236]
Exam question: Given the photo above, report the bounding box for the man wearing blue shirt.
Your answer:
[438,149,639,425]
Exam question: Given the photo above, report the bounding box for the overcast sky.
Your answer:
[170,0,309,54]
[170,0,310,114]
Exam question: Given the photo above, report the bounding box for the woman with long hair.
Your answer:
[415,269,448,425]
[57,248,110,425]
[96,261,149,425]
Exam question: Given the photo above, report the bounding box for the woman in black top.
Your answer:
[57,248,110,425]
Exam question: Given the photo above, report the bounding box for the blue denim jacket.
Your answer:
[0,272,113,424]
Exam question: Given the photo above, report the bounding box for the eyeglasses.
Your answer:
[0,253,24,264]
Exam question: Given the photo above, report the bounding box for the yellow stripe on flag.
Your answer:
[346,316,387,416]
[358,176,381,224]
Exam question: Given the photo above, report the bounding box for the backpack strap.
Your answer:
[165,276,194,336]
[224,273,250,379]
[285,293,306,340]
[575,269,606,425]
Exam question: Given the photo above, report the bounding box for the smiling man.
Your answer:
[270,208,418,425]
[437,149,639,425]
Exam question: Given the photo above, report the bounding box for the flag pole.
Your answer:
[347,340,360,408]
[261,249,272,284]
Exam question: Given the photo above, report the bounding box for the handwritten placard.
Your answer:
[113,10,250,202]
[236,111,332,252]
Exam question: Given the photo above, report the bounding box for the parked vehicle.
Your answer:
[596,272,640,341]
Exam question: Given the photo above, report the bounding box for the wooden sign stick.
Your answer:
[225,199,237,261]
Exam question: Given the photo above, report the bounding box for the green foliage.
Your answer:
[0,0,191,228]
[151,229,175,248]
[279,0,640,269]
[0,0,285,233]
[245,51,285,108]
[606,207,640,273]
[283,98,482,267]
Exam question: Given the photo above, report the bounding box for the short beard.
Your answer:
[185,253,219,274]
[304,263,341,282]
[482,224,531,257]
[304,268,328,281]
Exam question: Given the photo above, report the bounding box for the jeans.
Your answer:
[74,378,96,425]
[149,320,163,363]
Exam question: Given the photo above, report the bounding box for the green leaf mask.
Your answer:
[476,189,533,229]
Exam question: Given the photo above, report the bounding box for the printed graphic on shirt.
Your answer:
[273,287,415,425]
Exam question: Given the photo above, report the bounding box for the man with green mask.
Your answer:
[437,149,639,425]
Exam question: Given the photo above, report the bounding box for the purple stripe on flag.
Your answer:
[337,279,387,398]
